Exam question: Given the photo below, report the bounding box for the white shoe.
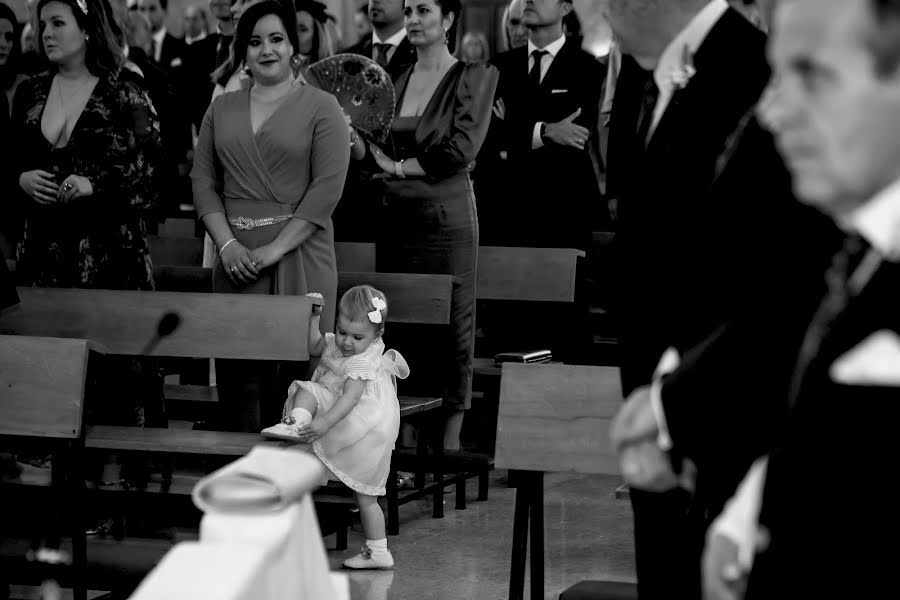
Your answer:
[260,422,301,441]
[342,546,394,570]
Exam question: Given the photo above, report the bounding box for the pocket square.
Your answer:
[829,330,900,386]
[550,89,568,94]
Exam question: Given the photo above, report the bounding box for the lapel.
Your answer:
[644,9,747,158]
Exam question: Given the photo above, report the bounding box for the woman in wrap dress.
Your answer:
[192,0,350,431]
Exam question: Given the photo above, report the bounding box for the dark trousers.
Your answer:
[216,360,308,432]
[629,488,703,599]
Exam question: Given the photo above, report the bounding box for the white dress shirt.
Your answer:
[372,28,407,65]
[152,26,168,63]
[528,34,568,149]
[649,0,729,138]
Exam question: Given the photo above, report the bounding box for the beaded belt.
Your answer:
[228,215,291,231]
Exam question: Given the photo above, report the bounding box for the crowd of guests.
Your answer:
[2,0,896,593]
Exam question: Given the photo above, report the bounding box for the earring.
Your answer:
[291,55,300,66]
[242,64,251,75]
[444,29,449,44]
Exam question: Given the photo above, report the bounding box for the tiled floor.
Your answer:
[324,470,636,600]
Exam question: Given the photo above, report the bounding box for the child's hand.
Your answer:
[296,417,330,442]
[306,292,324,315]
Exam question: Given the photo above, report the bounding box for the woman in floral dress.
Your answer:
[13,0,163,290]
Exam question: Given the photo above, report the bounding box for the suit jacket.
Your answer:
[612,9,773,395]
[491,39,604,249]
[612,9,842,513]
[747,256,900,599]
[182,32,229,130]
[343,35,417,79]
[156,33,186,72]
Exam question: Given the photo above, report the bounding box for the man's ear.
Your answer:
[559,1,572,17]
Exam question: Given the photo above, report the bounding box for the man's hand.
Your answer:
[619,440,680,492]
[610,385,659,451]
[544,108,589,150]
[493,98,506,120]
[702,532,748,600]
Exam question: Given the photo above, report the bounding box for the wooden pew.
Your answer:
[1,335,104,600]
[0,278,454,539]
[495,362,624,600]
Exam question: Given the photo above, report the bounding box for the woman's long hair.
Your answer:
[0,2,22,89]
[294,0,336,64]
[33,0,125,76]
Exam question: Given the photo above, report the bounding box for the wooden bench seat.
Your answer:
[87,397,441,456]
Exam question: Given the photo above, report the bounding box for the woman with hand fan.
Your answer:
[359,0,498,450]
[192,0,350,431]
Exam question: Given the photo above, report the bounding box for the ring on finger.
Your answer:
[230,266,237,273]
[63,182,73,191]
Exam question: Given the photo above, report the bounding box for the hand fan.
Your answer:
[306,54,396,143]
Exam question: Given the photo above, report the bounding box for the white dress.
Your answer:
[288,333,409,496]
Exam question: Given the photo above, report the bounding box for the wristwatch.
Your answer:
[394,159,406,179]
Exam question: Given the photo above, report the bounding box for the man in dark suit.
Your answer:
[605,0,840,597]
[700,1,900,598]
[342,0,416,78]
[183,0,236,131]
[139,0,186,72]
[491,0,603,250]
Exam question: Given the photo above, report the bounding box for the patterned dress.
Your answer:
[11,69,164,290]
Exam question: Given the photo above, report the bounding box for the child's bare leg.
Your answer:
[356,493,386,540]
[342,493,394,569]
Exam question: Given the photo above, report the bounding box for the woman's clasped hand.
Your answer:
[19,170,93,204]
[219,239,260,285]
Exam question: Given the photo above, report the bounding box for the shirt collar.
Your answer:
[186,32,207,44]
[653,0,728,92]
[850,178,900,261]
[373,28,407,47]
[528,34,566,59]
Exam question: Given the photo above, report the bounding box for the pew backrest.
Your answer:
[0,335,99,439]
[495,363,622,475]
[477,246,585,302]
[149,236,204,267]
[0,288,317,361]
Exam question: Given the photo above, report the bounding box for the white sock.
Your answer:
[365,538,389,555]
[290,408,313,427]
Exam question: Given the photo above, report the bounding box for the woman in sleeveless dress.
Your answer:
[356,0,497,449]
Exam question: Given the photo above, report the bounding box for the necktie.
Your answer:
[151,38,159,63]
[634,72,660,149]
[530,49,547,88]
[374,43,391,68]
[788,234,872,405]
[215,34,233,71]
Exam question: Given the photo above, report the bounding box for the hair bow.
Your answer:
[368,296,387,324]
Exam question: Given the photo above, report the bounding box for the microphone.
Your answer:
[140,311,181,355]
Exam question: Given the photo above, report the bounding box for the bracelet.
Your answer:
[349,128,359,146]
[394,159,406,179]
[218,238,237,256]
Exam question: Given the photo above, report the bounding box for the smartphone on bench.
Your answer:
[494,349,552,365]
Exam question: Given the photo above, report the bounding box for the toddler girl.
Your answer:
[262,285,408,569]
